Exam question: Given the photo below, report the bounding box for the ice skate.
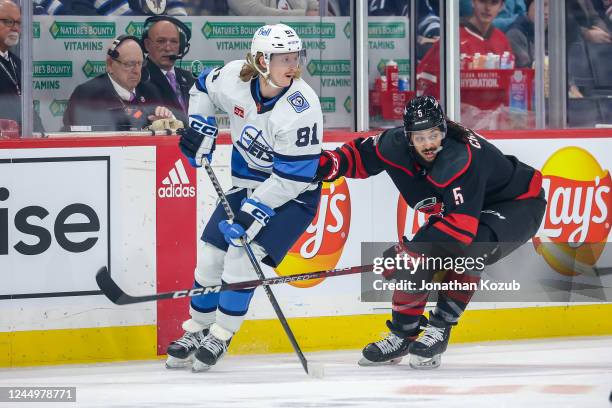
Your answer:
[408,313,454,369]
[165,319,209,369]
[192,324,233,372]
[358,319,424,366]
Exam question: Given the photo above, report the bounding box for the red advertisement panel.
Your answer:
[156,146,197,355]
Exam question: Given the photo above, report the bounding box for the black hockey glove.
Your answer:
[315,150,346,182]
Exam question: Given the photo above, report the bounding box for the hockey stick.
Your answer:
[95,263,373,305]
[200,157,312,376]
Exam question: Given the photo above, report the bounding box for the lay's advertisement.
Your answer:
[534,146,611,276]
[196,134,612,322]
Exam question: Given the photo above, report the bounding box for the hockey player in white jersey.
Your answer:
[166,24,323,372]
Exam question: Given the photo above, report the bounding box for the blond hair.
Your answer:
[239,52,302,82]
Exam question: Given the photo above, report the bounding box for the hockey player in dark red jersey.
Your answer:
[315,96,546,369]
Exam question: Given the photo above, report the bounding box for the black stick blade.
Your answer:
[96,266,131,305]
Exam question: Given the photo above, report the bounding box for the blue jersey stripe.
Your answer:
[273,168,315,183]
[273,155,318,180]
[196,67,214,93]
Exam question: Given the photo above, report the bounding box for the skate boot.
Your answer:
[165,319,209,369]
[358,318,426,366]
[408,313,455,369]
[192,323,233,372]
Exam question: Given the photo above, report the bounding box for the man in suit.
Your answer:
[63,35,174,132]
[0,0,44,134]
[142,16,194,125]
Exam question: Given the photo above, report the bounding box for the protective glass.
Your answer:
[411,131,443,145]
[270,49,307,69]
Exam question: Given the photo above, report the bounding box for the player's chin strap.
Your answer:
[250,53,284,89]
[255,67,283,89]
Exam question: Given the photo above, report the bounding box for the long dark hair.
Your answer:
[445,119,473,143]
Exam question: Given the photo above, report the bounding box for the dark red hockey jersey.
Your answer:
[331,125,542,245]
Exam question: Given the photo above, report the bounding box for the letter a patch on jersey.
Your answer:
[287,91,310,113]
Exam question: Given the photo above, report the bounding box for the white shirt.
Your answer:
[107,73,134,101]
[160,67,175,77]
[0,50,9,61]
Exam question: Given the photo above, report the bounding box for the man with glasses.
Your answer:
[142,16,194,125]
[316,96,546,369]
[63,35,174,131]
[0,0,44,135]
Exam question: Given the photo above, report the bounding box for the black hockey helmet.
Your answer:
[403,96,447,136]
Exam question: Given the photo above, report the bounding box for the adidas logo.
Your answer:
[158,159,196,198]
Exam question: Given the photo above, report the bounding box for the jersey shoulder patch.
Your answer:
[287,91,310,113]
[427,138,471,187]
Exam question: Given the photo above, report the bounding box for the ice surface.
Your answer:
[0,336,610,407]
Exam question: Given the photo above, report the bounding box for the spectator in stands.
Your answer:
[141,16,194,125]
[327,0,349,16]
[417,0,441,61]
[184,0,228,15]
[417,0,514,103]
[34,0,187,16]
[507,0,547,68]
[600,0,612,30]
[566,0,611,44]
[0,0,44,134]
[227,0,319,16]
[507,0,580,100]
[460,0,526,32]
[63,35,174,132]
[368,0,407,16]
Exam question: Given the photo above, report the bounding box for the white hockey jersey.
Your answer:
[189,60,323,210]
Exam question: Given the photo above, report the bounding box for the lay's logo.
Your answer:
[533,147,611,276]
[274,179,351,288]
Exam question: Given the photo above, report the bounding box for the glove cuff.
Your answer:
[239,198,276,227]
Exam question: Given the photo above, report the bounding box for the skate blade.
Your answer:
[165,355,193,369]
[191,359,212,373]
[358,356,403,367]
[408,353,441,369]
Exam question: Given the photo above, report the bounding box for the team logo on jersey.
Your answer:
[414,197,444,217]
[238,125,274,168]
[234,105,245,118]
[287,91,310,114]
[397,195,444,240]
[143,0,167,14]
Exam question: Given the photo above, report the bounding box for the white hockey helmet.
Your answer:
[250,24,305,83]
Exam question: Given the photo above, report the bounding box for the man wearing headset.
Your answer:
[63,35,174,132]
[141,15,194,125]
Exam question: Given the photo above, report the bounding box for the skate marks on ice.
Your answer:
[0,337,609,408]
